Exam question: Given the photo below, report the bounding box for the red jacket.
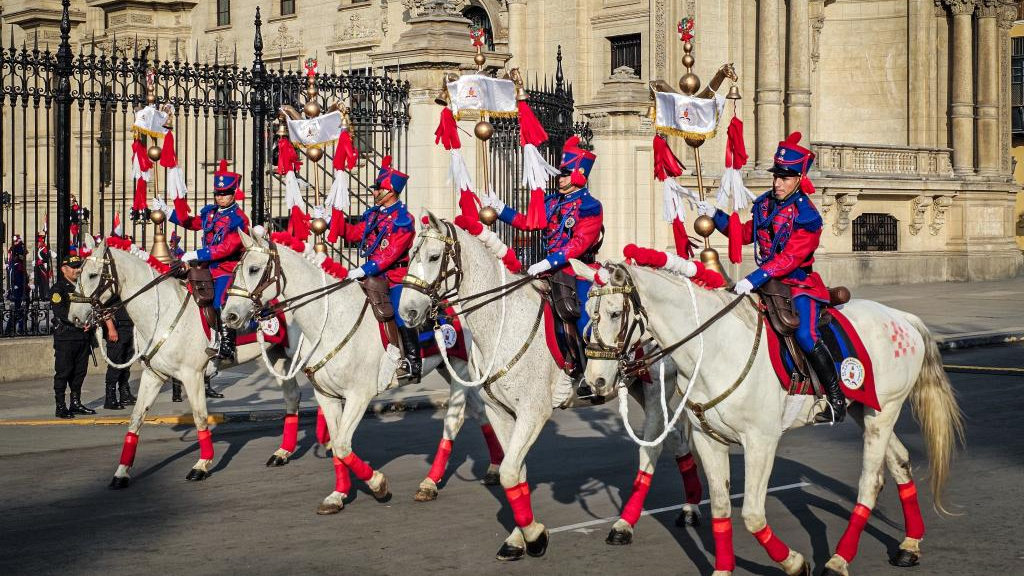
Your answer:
[336,201,414,286]
[171,198,249,278]
[497,188,603,267]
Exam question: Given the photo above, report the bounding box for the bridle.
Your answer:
[225,242,286,317]
[402,220,463,319]
[75,249,176,323]
[585,264,652,376]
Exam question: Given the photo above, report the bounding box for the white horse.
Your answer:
[221,230,504,513]
[67,235,307,488]
[398,213,705,559]
[573,259,964,576]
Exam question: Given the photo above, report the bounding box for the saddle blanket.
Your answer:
[378,307,468,361]
[543,301,573,372]
[199,301,289,348]
[764,308,880,411]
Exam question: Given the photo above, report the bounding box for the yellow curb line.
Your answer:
[943,364,1024,373]
[0,414,227,426]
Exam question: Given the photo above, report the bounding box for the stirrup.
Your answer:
[813,402,845,426]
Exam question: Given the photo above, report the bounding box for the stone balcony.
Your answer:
[811,141,955,180]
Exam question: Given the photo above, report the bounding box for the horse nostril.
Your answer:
[595,378,606,390]
[224,312,238,325]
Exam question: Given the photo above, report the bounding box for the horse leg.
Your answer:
[314,394,349,515]
[691,430,734,576]
[672,425,703,527]
[468,387,503,485]
[608,385,664,546]
[495,409,549,561]
[108,370,163,489]
[822,405,903,575]
[740,435,809,575]
[266,360,301,467]
[329,390,392,504]
[415,382,469,502]
[180,372,215,481]
[883,434,925,567]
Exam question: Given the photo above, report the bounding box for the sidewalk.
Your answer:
[2,276,1022,425]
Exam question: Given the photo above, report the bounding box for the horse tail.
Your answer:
[906,313,965,515]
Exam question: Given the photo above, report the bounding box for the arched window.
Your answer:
[462,6,494,51]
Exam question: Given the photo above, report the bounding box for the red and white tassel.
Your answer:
[715,116,754,264]
[284,172,309,241]
[453,215,523,273]
[518,100,557,229]
[111,212,123,238]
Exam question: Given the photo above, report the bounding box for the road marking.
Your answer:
[944,364,1024,373]
[0,414,226,426]
[550,481,812,534]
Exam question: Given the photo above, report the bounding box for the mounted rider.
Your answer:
[697,131,844,424]
[485,135,603,396]
[336,156,421,383]
[154,159,249,361]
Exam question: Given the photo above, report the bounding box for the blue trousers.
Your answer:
[213,276,230,310]
[388,284,407,328]
[575,277,592,336]
[793,295,823,353]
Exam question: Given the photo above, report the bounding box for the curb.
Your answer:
[936,330,1024,351]
[0,393,450,427]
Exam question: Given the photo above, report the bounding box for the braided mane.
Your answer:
[269,231,350,281]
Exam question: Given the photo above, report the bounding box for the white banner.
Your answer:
[654,92,726,140]
[447,75,517,118]
[287,110,343,147]
[132,105,169,138]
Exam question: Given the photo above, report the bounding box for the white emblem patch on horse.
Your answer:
[840,357,865,390]
[440,323,458,349]
[260,316,281,337]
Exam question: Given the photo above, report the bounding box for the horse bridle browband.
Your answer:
[225,243,286,315]
[585,266,653,372]
[402,220,463,318]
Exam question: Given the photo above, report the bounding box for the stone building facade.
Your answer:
[3,0,1022,287]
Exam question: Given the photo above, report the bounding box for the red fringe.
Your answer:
[327,207,345,244]
[159,130,177,168]
[434,107,462,151]
[517,100,549,147]
[525,188,546,229]
[288,205,310,241]
[692,262,726,290]
[458,189,480,222]
[501,249,523,274]
[277,137,301,175]
[453,214,483,235]
[133,178,148,212]
[672,218,696,259]
[270,231,306,253]
[333,131,358,171]
[728,212,743,264]
[724,116,748,169]
[653,135,684,180]
[319,257,350,281]
[623,244,668,268]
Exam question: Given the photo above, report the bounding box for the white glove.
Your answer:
[150,196,169,214]
[347,267,366,280]
[527,259,553,276]
[733,278,754,295]
[696,200,718,218]
[181,251,198,263]
[481,190,506,213]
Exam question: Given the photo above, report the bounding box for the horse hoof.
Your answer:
[605,527,633,546]
[495,543,524,561]
[265,455,289,467]
[316,502,343,515]
[795,561,811,576]
[371,476,392,503]
[482,471,501,486]
[675,509,701,527]
[889,549,920,567]
[818,569,844,576]
[413,486,438,502]
[185,468,210,482]
[108,476,131,490]
[525,529,549,558]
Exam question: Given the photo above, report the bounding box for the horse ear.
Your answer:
[422,210,442,231]
[610,266,629,287]
[568,258,596,281]
[83,234,96,251]
[238,230,254,250]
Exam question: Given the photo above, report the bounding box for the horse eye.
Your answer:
[610,311,621,320]
[428,254,440,263]
[248,266,260,275]
[88,273,99,280]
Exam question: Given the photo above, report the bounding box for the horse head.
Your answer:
[222,228,276,330]
[69,234,113,328]
[721,62,738,83]
[399,210,452,330]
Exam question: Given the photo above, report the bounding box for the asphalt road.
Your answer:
[1,345,1021,575]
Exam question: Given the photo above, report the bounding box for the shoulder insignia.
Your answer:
[51,292,61,304]
[578,193,603,218]
[792,193,823,229]
[392,205,414,229]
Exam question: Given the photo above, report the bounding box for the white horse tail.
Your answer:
[906,313,966,515]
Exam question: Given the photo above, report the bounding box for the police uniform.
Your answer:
[707,131,844,423]
[51,254,95,419]
[103,297,135,409]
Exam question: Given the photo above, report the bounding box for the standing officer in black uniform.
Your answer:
[102,296,136,409]
[51,254,102,418]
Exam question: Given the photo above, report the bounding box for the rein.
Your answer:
[73,251,177,321]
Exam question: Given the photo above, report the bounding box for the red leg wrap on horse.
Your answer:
[897,481,925,539]
[836,504,872,562]
[119,432,139,467]
[753,524,791,563]
[315,407,330,445]
[341,452,374,482]
[504,482,534,527]
[480,423,504,464]
[427,438,454,484]
[676,453,703,504]
[197,429,214,460]
[711,517,736,571]
[332,455,352,495]
[620,470,653,526]
[280,414,299,453]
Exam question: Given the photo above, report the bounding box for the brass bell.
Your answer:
[474,120,494,141]
[699,247,732,286]
[306,146,323,162]
[726,85,742,100]
[275,121,289,138]
[479,206,498,226]
[693,214,717,238]
[310,217,328,236]
[147,145,162,162]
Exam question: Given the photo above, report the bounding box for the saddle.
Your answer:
[359,275,403,354]
[758,278,851,393]
[187,265,219,329]
[539,270,585,376]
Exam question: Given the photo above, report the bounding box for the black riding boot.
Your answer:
[172,381,183,402]
[69,392,97,415]
[398,326,423,384]
[103,382,124,410]
[118,382,137,405]
[55,394,74,419]
[205,377,224,399]
[218,327,236,362]
[807,342,846,424]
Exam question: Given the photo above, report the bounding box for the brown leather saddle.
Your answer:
[758,278,851,393]
[538,270,585,376]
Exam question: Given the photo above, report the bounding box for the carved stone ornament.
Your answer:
[610,66,639,80]
[336,14,377,41]
[269,23,300,51]
[655,0,667,76]
[818,190,835,217]
[833,193,859,236]
[97,36,153,57]
[943,0,976,15]
[930,195,955,235]
[810,16,826,72]
[910,195,933,236]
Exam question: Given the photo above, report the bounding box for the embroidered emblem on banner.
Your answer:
[840,357,865,390]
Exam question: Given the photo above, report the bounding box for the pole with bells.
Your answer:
[467,28,500,226]
[675,41,741,282]
[144,71,174,264]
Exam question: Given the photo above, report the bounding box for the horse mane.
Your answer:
[104,236,173,274]
[268,231,350,281]
[626,263,759,330]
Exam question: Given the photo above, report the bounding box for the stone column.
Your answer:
[974,0,1001,176]
[997,4,1017,175]
[787,0,811,140]
[909,0,936,145]
[934,1,949,148]
[945,0,975,176]
[756,0,784,168]
[506,0,527,69]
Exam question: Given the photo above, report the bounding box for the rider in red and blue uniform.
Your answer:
[698,132,843,423]
[334,156,420,381]
[159,159,249,360]
[486,136,603,394]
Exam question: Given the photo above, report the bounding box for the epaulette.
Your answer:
[792,193,823,230]
[392,203,414,230]
[577,191,602,218]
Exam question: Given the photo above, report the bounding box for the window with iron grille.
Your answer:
[462,6,494,51]
[852,213,898,252]
[1013,37,1024,136]
[281,0,295,16]
[609,33,641,77]
[217,0,230,26]
[215,87,234,161]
